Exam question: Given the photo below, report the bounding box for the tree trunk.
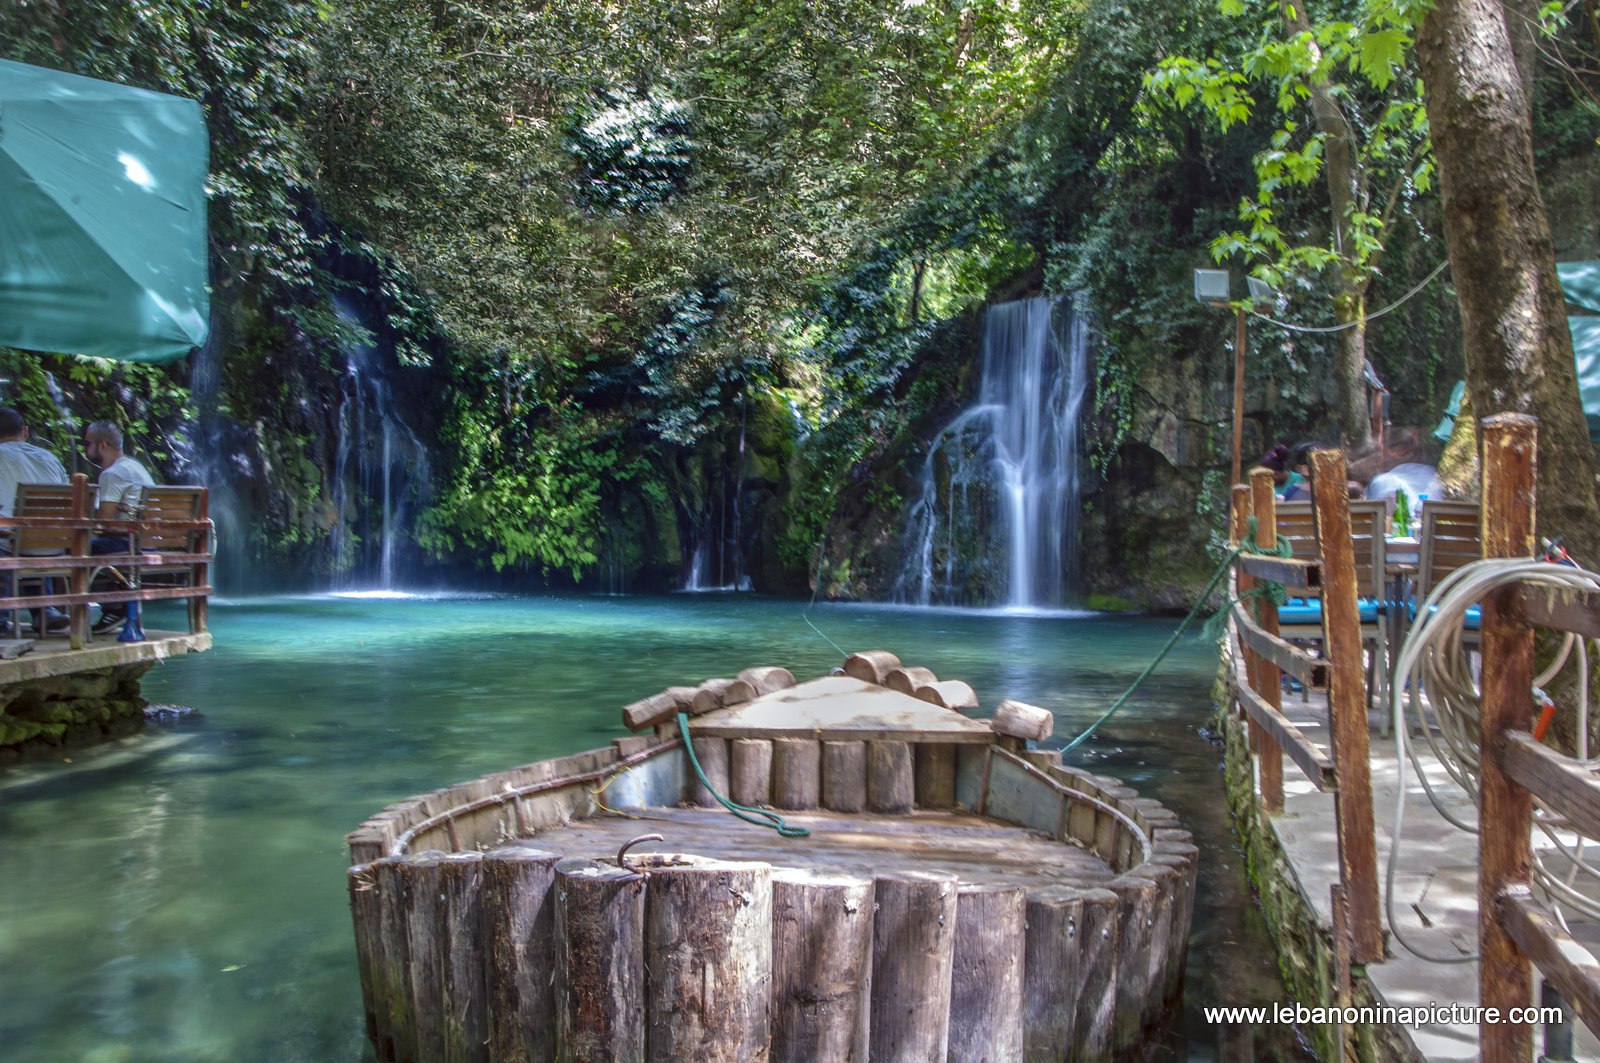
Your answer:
[1332,289,1370,447]
[1416,0,1600,563]
[1283,1,1373,447]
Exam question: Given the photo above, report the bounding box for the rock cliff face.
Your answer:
[794,296,1233,611]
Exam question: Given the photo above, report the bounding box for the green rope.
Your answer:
[1060,518,1291,756]
[677,712,812,838]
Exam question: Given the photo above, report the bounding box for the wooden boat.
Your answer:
[345,650,1199,1062]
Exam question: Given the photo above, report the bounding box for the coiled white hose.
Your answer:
[1386,556,1600,962]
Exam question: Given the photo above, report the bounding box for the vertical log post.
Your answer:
[730,738,774,807]
[771,738,821,809]
[822,740,868,812]
[870,870,959,1061]
[1249,467,1285,812]
[644,859,773,1062]
[482,847,561,1063]
[691,735,731,808]
[555,858,646,1063]
[949,882,1026,1061]
[1137,859,1182,1027]
[771,868,874,1063]
[1073,887,1121,1063]
[348,863,384,1049]
[1309,448,1383,963]
[1478,413,1538,1061]
[405,852,450,1063]
[374,857,417,1063]
[866,741,915,813]
[1021,885,1083,1062]
[1110,874,1158,1053]
[438,851,488,1063]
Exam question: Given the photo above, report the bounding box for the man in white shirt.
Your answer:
[0,406,68,517]
[0,407,70,635]
[83,421,156,633]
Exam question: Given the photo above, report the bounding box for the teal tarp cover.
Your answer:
[1562,263,1600,442]
[1559,261,1600,316]
[0,58,209,364]
[1571,316,1600,444]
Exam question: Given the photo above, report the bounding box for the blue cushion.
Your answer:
[1278,597,1383,625]
[1407,601,1481,630]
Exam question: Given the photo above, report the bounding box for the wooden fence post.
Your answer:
[68,472,89,648]
[1231,483,1265,744]
[1479,413,1538,1062]
[193,488,210,632]
[1309,448,1383,964]
[1250,468,1285,812]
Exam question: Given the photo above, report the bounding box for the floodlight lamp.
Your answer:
[1246,276,1275,310]
[1193,268,1232,305]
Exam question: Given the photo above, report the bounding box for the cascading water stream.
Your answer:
[895,296,1091,608]
[681,395,752,593]
[331,298,431,590]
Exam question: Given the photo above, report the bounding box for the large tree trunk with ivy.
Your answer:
[1416,0,1600,564]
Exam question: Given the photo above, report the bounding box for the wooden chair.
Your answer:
[127,485,209,632]
[1274,499,1392,710]
[1415,500,1482,607]
[10,483,77,636]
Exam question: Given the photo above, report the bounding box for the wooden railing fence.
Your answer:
[0,472,212,648]
[1228,453,1383,964]
[1476,413,1600,1059]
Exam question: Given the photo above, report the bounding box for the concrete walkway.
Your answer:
[1267,682,1600,1061]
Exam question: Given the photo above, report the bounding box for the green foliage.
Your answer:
[1141,0,1434,323]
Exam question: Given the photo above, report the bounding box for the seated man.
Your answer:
[0,406,70,635]
[83,421,155,633]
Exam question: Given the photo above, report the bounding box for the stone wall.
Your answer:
[0,662,155,759]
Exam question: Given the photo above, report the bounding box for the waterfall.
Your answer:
[330,299,431,590]
[186,336,251,594]
[680,402,752,592]
[895,296,1091,608]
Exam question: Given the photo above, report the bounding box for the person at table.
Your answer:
[83,421,154,633]
[0,407,70,634]
[1284,441,1367,500]
[1259,443,1292,491]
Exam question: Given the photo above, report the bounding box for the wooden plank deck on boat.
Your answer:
[508,806,1118,888]
[688,675,996,743]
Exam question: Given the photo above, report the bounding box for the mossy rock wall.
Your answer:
[0,662,155,758]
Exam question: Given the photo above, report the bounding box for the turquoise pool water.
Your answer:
[0,593,1313,1061]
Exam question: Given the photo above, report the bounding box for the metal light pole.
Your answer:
[1195,269,1276,490]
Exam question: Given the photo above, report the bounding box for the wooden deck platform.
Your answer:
[1229,650,1600,1061]
[0,629,210,683]
[505,806,1119,888]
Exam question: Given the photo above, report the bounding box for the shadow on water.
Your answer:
[0,595,1317,1062]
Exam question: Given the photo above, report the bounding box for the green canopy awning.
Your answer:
[0,59,209,364]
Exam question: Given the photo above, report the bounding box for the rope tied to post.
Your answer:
[676,712,811,838]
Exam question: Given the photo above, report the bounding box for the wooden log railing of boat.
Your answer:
[346,653,1200,1062]
[0,472,212,648]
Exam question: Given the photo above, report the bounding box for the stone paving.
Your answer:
[1268,684,1600,1061]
